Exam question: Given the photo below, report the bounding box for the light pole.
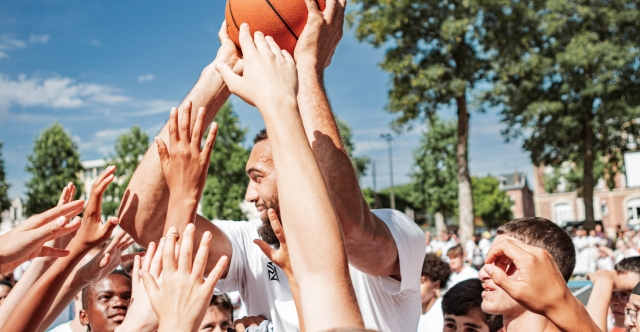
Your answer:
[380,133,395,210]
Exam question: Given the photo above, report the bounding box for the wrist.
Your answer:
[296,62,323,81]
[259,96,299,119]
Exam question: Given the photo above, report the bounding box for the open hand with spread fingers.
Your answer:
[294,0,346,70]
[140,225,229,332]
[154,101,218,200]
[70,165,120,250]
[0,198,84,273]
[215,23,298,112]
[254,209,291,276]
[76,229,137,285]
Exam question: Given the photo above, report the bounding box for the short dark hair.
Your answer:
[497,217,575,282]
[442,279,503,332]
[0,279,13,289]
[209,294,234,318]
[446,245,464,257]
[82,270,131,309]
[253,129,268,144]
[616,257,640,275]
[422,254,451,289]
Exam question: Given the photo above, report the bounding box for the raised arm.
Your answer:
[294,0,399,277]
[217,23,364,330]
[118,23,239,274]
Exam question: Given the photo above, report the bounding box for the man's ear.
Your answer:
[79,310,89,326]
[434,280,441,289]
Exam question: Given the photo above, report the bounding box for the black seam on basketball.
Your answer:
[228,0,239,31]
[264,0,298,40]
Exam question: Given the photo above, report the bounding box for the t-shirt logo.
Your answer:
[267,262,279,282]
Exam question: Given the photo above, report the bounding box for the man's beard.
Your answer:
[257,195,281,246]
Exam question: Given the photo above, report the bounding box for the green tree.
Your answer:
[348,0,511,243]
[0,143,10,212]
[201,103,250,221]
[410,118,458,220]
[103,126,150,217]
[496,0,640,229]
[472,176,513,228]
[336,117,370,180]
[25,122,83,215]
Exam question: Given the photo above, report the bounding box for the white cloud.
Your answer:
[138,74,155,83]
[89,39,102,47]
[78,128,130,156]
[29,34,50,44]
[0,74,131,113]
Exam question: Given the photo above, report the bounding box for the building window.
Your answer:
[628,198,640,224]
[554,203,574,224]
[602,204,609,216]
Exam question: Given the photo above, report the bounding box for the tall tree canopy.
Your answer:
[472,176,513,228]
[496,0,640,229]
[0,142,10,213]
[103,126,149,217]
[348,0,509,243]
[25,122,83,215]
[201,103,251,221]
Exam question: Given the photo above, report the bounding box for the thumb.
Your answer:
[215,62,243,93]
[253,239,277,261]
[154,137,170,173]
[484,264,517,295]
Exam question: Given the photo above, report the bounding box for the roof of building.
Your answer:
[494,172,529,191]
[81,159,107,169]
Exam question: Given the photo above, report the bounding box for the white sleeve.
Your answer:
[212,220,256,293]
[372,209,426,295]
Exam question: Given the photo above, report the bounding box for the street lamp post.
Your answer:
[380,133,395,210]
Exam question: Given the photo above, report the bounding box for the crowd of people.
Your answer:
[0,0,636,331]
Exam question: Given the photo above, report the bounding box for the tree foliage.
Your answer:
[0,142,10,212]
[410,117,458,218]
[336,117,370,180]
[103,126,150,217]
[201,103,250,221]
[25,122,83,216]
[472,176,513,228]
[495,0,640,228]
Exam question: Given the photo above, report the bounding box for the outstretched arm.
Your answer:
[294,0,399,277]
[118,23,238,274]
[217,23,364,331]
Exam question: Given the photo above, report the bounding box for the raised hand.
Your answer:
[116,240,164,332]
[154,102,218,200]
[0,199,84,273]
[76,229,137,285]
[72,165,120,249]
[215,21,244,74]
[294,0,345,69]
[215,23,298,111]
[254,209,291,276]
[140,225,229,332]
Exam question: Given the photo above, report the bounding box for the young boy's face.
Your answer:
[79,274,131,332]
[198,305,233,332]
[625,293,640,332]
[443,307,490,332]
[448,254,463,272]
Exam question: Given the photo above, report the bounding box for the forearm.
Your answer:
[585,279,613,332]
[261,101,363,330]
[36,267,89,332]
[0,258,52,326]
[548,291,601,332]
[283,270,305,332]
[119,66,229,246]
[0,242,90,332]
[296,66,397,276]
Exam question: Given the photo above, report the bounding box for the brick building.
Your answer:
[494,172,535,219]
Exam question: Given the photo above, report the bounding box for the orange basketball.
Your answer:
[225,0,326,55]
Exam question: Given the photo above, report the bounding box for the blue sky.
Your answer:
[0,0,534,199]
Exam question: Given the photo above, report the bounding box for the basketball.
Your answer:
[225,0,326,55]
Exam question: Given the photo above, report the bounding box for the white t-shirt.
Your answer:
[447,265,478,289]
[214,209,425,332]
[417,297,443,332]
[48,322,72,332]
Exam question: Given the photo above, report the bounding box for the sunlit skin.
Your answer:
[610,272,640,328]
[625,293,640,332]
[79,274,131,332]
[198,306,233,332]
[443,308,490,332]
[0,285,10,307]
[245,140,277,223]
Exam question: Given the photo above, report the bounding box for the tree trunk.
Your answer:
[435,212,447,235]
[456,95,474,247]
[583,111,596,230]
